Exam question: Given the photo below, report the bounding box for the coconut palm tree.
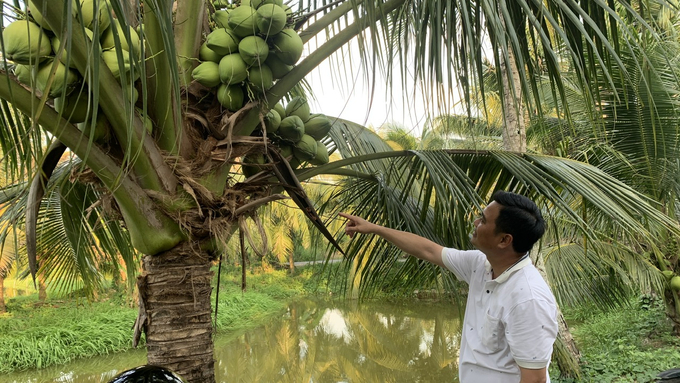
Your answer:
[1,0,679,381]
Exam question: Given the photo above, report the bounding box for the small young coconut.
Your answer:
[199,42,223,63]
[247,64,273,92]
[36,59,80,97]
[278,115,305,142]
[293,134,318,161]
[238,35,269,66]
[3,19,52,65]
[218,53,248,85]
[192,61,222,88]
[227,6,258,38]
[217,83,244,111]
[270,29,303,66]
[285,96,310,121]
[255,4,287,37]
[206,28,240,56]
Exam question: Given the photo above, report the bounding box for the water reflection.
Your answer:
[1,299,462,383]
[213,299,461,382]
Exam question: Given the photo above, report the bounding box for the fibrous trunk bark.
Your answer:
[534,254,582,378]
[136,242,215,383]
[500,47,527,153]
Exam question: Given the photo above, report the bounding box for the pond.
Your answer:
[0,299,462,383]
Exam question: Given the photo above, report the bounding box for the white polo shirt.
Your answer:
[442,248,558,383]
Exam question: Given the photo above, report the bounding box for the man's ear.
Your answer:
[498,234,513,249]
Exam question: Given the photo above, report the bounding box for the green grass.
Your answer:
[552,296,680,383]
[0,295,138,374]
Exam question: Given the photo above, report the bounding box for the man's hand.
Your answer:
[519,367,547,383]
[338,212,377,238]
[338,212,445,267]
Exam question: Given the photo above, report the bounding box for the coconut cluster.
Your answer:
[194,0,333,171]
[5,0,146,142]
[242,95,332,176]
[193,0,298,102]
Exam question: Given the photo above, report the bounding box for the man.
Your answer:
[339,191,558,383]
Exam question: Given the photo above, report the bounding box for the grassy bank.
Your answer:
[552,296,680,383]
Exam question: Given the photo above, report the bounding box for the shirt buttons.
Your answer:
[486,290,490,293]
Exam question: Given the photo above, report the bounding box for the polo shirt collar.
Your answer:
[485,253,532,283]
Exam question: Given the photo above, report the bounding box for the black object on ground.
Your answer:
[108,365,186,383]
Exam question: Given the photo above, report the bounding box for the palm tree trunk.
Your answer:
[500,47,527,153]
[38,279,47,302]
[534,254,582,378]
[0,274,6,314]
[136,242,215,383]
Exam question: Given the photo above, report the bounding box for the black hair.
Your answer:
[491,191,546,254]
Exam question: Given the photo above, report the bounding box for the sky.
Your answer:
[300,35,449,138]
[305,59,432,135]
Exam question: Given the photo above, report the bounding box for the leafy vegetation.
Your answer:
[552,296,680,383]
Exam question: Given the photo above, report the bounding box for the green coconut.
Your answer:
[13,64,33,85]
[101,19,141,58]
[36,60,80,98]
[217,83,244,111]
[242,153,266,177]
[264,54,293,79]
[303,113,332,140]
[3,19,52,65]
[247,64,273,92]
[213,10,231,29]
[192,61,221,88]
[78,0,112,32]
[101,48,131,80]
[671,276,680,291]
[278,115,305,142]
[273,102,286,118]
[256,4,287,36]
[293,134,317,161]
[29,0,76,31]
[77,111,111,142]
[206,28,240,56]
[52,29,99,69]
[662,270,675,281]
[250,0,279,8]
[238,35,269,66]
[199,42,223,63]
[285,96,310,121]
[54,88,93,123]
[309,142,329,165]
[264,109,281,133]
[121,80,139,104]
[270,29,303,66]
[213,0,231,9]
[227,6,258,38]
[218,53,248,85]
[279,144,299,168]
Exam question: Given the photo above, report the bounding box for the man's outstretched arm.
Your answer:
[339,213,445,268]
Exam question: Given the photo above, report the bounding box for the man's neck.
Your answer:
[489,252,526,279]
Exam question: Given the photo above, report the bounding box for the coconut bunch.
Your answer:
[192,0,300,112]
[5,0,145,142]
[242,96,333,176]
[662,270,680,292]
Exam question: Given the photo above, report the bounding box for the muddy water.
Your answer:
[1,299,462,382]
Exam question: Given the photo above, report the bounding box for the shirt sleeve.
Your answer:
[504,299,558,369]
[441,248,485,284]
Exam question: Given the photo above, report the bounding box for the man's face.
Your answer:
[470,202,504,252]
